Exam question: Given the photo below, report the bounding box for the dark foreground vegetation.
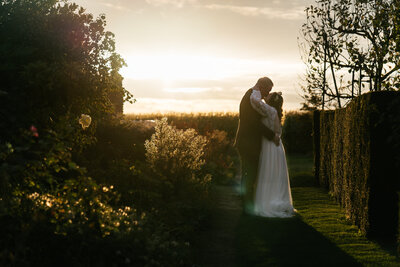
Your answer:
[0,0,219,265]
[1,0,399,266]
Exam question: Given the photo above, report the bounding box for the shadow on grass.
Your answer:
[234,214,361,267]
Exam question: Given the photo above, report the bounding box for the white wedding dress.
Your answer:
[250,89,295,218]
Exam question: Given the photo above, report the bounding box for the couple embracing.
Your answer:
[234,77,296,217]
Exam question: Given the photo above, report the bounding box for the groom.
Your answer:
[234,77,280,214]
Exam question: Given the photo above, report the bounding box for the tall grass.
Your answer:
[125,112,239,139]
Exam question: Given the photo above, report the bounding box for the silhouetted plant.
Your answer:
[282,111,313,154]
[0,0,134,140]
[145,118,211,189]
[300,0,400,109]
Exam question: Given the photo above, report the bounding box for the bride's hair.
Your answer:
[266,92,283,123]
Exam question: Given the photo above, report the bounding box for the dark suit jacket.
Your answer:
[234,88,275,161]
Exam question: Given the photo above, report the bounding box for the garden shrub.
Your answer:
[0,0,133,142]
[132,114,239,185]
[0,1,210,265]
[282,111,313,154]
[0,127,140,265]
[144,118,212,229]
[314,91,400,240]
[203,129,237,185]
[0,120,196,266]
[127,111,315,185]
[145,118,211,193]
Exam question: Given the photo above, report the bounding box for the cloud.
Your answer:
[145,0,196,8]
[204,4,305,20]
[99,2,132,11]
[143,0,305,20]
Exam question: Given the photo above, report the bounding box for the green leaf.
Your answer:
[68,162,79,170]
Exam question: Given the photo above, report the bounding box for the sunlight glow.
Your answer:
[164,87,222,93]
[120,52,304,82]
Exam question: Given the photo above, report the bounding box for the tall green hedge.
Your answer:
[314,91,400,240]
[282,111,313,154]
[313,110,321,185]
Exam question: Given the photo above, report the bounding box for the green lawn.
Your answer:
[234,187,399,266]
[294,187,399,265]
[286,153,316,187]
[234,153,399,266]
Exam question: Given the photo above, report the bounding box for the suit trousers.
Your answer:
[238,150,259,212]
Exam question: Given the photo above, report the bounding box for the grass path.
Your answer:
[194,185,399,266]
[193,185,242,266]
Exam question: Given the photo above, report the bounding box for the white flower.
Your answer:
[79,114,92,129]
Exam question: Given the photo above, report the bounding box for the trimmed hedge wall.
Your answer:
[314,91,400,240]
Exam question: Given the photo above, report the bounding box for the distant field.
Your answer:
[125,112,239,139]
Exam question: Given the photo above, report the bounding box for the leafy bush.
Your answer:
[203,129,238,184]
[143,118,213,233]
[0,1,210,265]
[74,117,214,265]
[0,120,195,266]
[282,111,313,154]
[128,113,240,185]
[0,125,142,264]
[0,0,133,141]
[145,118,211,192]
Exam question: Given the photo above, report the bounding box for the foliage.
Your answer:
[74,116,215,265]
[0,116,202,266]
[145,118,211,191]
[0,126,144,265]
[300,0,400,109]
[282,111,313,154]
[313,91,400,240]
[203,129,238,185]
[0,1,205,265]
[0,0,133,140]
[128,112,240,185]
[128,111,315,185]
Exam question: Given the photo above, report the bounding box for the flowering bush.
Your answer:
[145,118,211,188]
[127,113,241,185]
[0,124,197,266]
[26,179,142,238]
[142,118,213,240]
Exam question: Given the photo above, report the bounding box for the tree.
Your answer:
[0,0,134,138]
[299,0,400,110]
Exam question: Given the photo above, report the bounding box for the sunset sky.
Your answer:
[72,0,316,114]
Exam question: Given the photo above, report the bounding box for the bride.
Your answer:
[250,90,296,218]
